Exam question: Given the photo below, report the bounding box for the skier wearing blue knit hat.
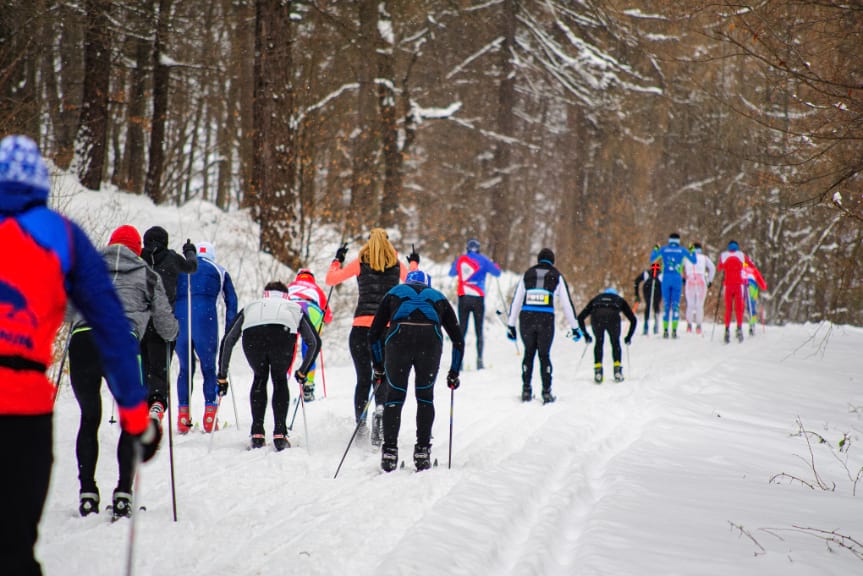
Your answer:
[577,288,637,383]
[448,239,501,370]
[649,233,696,339]
[368,269,464,472]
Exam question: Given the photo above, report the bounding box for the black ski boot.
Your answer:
[250,433,265,449]
[381,445,399,473]
[671,329,678,339]
[477,358,484,370]
[594,363,603,384]
[79,491,99,517]
[613,363,624,383]
[414,444,432,471]
[749,324,755,336]
[724,327,731,344]
[521,387,532,402]
[541,390,556,404]
[736,326,744,342]
[302,384,315,402]
[272,434,290,451]
[111,490,133,520]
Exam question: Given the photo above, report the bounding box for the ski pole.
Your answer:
[51,326,72,405]
[298,381,310,455]
[647,265,658,335]
[448,388,455,470]
[125,441,144,576]
[494,309,520,354]
[110,399,117,424]
[575,341,589,374]
[186,273,193,424]
[288,397,300,431]
[318,347,328,399]
[165,346,177,522]
[710,275,724,341]
[228,368,240,428]
[626,343,632,376]
[334,378,383,479]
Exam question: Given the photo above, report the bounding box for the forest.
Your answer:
[1,0,861,324]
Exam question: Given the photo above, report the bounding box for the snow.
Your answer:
[31,184,863,575]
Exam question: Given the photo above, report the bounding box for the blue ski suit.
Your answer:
[649,241,696,331]
[175,253,238,407]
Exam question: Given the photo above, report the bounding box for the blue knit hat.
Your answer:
[466,239,480,252]
[0,135,50,212]
[405,270,432,287]
[728,240,739,251]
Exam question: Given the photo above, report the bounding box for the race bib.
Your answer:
[525,289,551,306]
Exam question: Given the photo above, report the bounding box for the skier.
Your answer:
[448,238,501,370]
[577,288,637,383]
[742,259,767,336]
[649,233,697,339]
[217,281,321,451]
[325,228,418,447]
[175,241,238,433]
[506,248,581,404]
[633,262,662,335]
[368,270,464,472]
[287,269,332,401]
[716,240,760,343]
[0,135,158,574]
[140,226,197,419]
[68,225,178,519]
[682,242,716,335]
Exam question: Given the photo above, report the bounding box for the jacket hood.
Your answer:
[102,244,146,275]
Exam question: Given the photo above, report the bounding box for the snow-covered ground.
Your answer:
[34,182,863,575]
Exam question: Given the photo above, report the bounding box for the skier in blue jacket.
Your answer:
[448,238,501,370]
[649,233,696,339]
[175,241,238,433]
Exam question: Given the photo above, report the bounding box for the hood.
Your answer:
[101,244,146,275]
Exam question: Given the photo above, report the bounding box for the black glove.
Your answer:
[334,243,348,264]
[506,326,517,341]
[584,333,593,344]
[566,327,582,342]
[446,370,460,390]
[294,370,307,385]
[624,335,632,346]
[708,282,713,289]
[373,368,386,386]
[216,376,228,397]
[182,239,196,257]
[138,417,163,463]
[407,249,420,265]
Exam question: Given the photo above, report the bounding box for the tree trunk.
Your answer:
[123,2,152,194]
[144,0,173,204]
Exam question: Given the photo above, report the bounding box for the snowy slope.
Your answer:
[33,184,863,575]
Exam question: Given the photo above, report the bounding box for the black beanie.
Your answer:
[143,226,169,250]
[537,248,555,265]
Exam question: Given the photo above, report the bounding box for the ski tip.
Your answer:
[399,460,406,469]
[433,458,439,467]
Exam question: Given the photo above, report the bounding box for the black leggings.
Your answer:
[382,324,443,448]
[519,311,555,393]
[140,323,174,407]
[349,325,386,421]
[642,280,662,324]
[69,330,136,494]
[242,325,296,436]
[0,414,52,576]
[457,295,485,361]
[591,312,622,364]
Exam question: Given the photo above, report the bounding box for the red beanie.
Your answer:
[109,225,142,256]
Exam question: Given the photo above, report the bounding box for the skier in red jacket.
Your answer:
[716,240,762,343]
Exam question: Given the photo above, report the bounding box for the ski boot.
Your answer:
[663,329,669,339]
[686,323,692,333]
[149,401,165,423]
[177,405,192,434]
[541,390,556,404]
[477,357,484,370]
[724,327,731,344]
[736,326,744,343]
[696,324,702,335]
[653,323,659,335]
[302,384,315,402]
[414,444,432,471]
[381,445,399,473]
[370,405,384,447]
[111,490,133,520]
[78,491,100,517]
[250,434,266,449]
[272,434,290,452]
[203,404,218,433]
[642,324,648,336]
[671,328,678,339]
[749,324,755,336]
[521,387,533,402]
[613,362,624,383]
[594,363,603,384]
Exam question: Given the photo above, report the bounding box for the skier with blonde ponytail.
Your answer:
[325,229,419,445]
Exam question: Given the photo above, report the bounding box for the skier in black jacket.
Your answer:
[633,262,662,336]
[577,288,637,384]
[506,248,581,404]
[140,226,197,417]
[368,270,464,472]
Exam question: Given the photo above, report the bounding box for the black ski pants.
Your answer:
[591,310,623,365]
[349,325,386,422]
[642,279,662,325]
[382,323,443,449]
[242,325,296,436]
[0,414,51,576]
[69,330,137,494]
[457,295,485,362]
[140,322,174,408]
[518,311,555,394]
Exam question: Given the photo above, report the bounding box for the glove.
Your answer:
[216,376,229,397]
[334,243,348,264]
[138,416,163,463]
[373,367,386,386]
[567,328,582,342]
[446,370,460,390]
[624,335,632,346]
[407,249,420,264]
[506,326,517,341]
[634,295,641,303]
[708,282,713,289]
[583,333,593,344]
[182,238,196,257]
[294,370,307,385]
